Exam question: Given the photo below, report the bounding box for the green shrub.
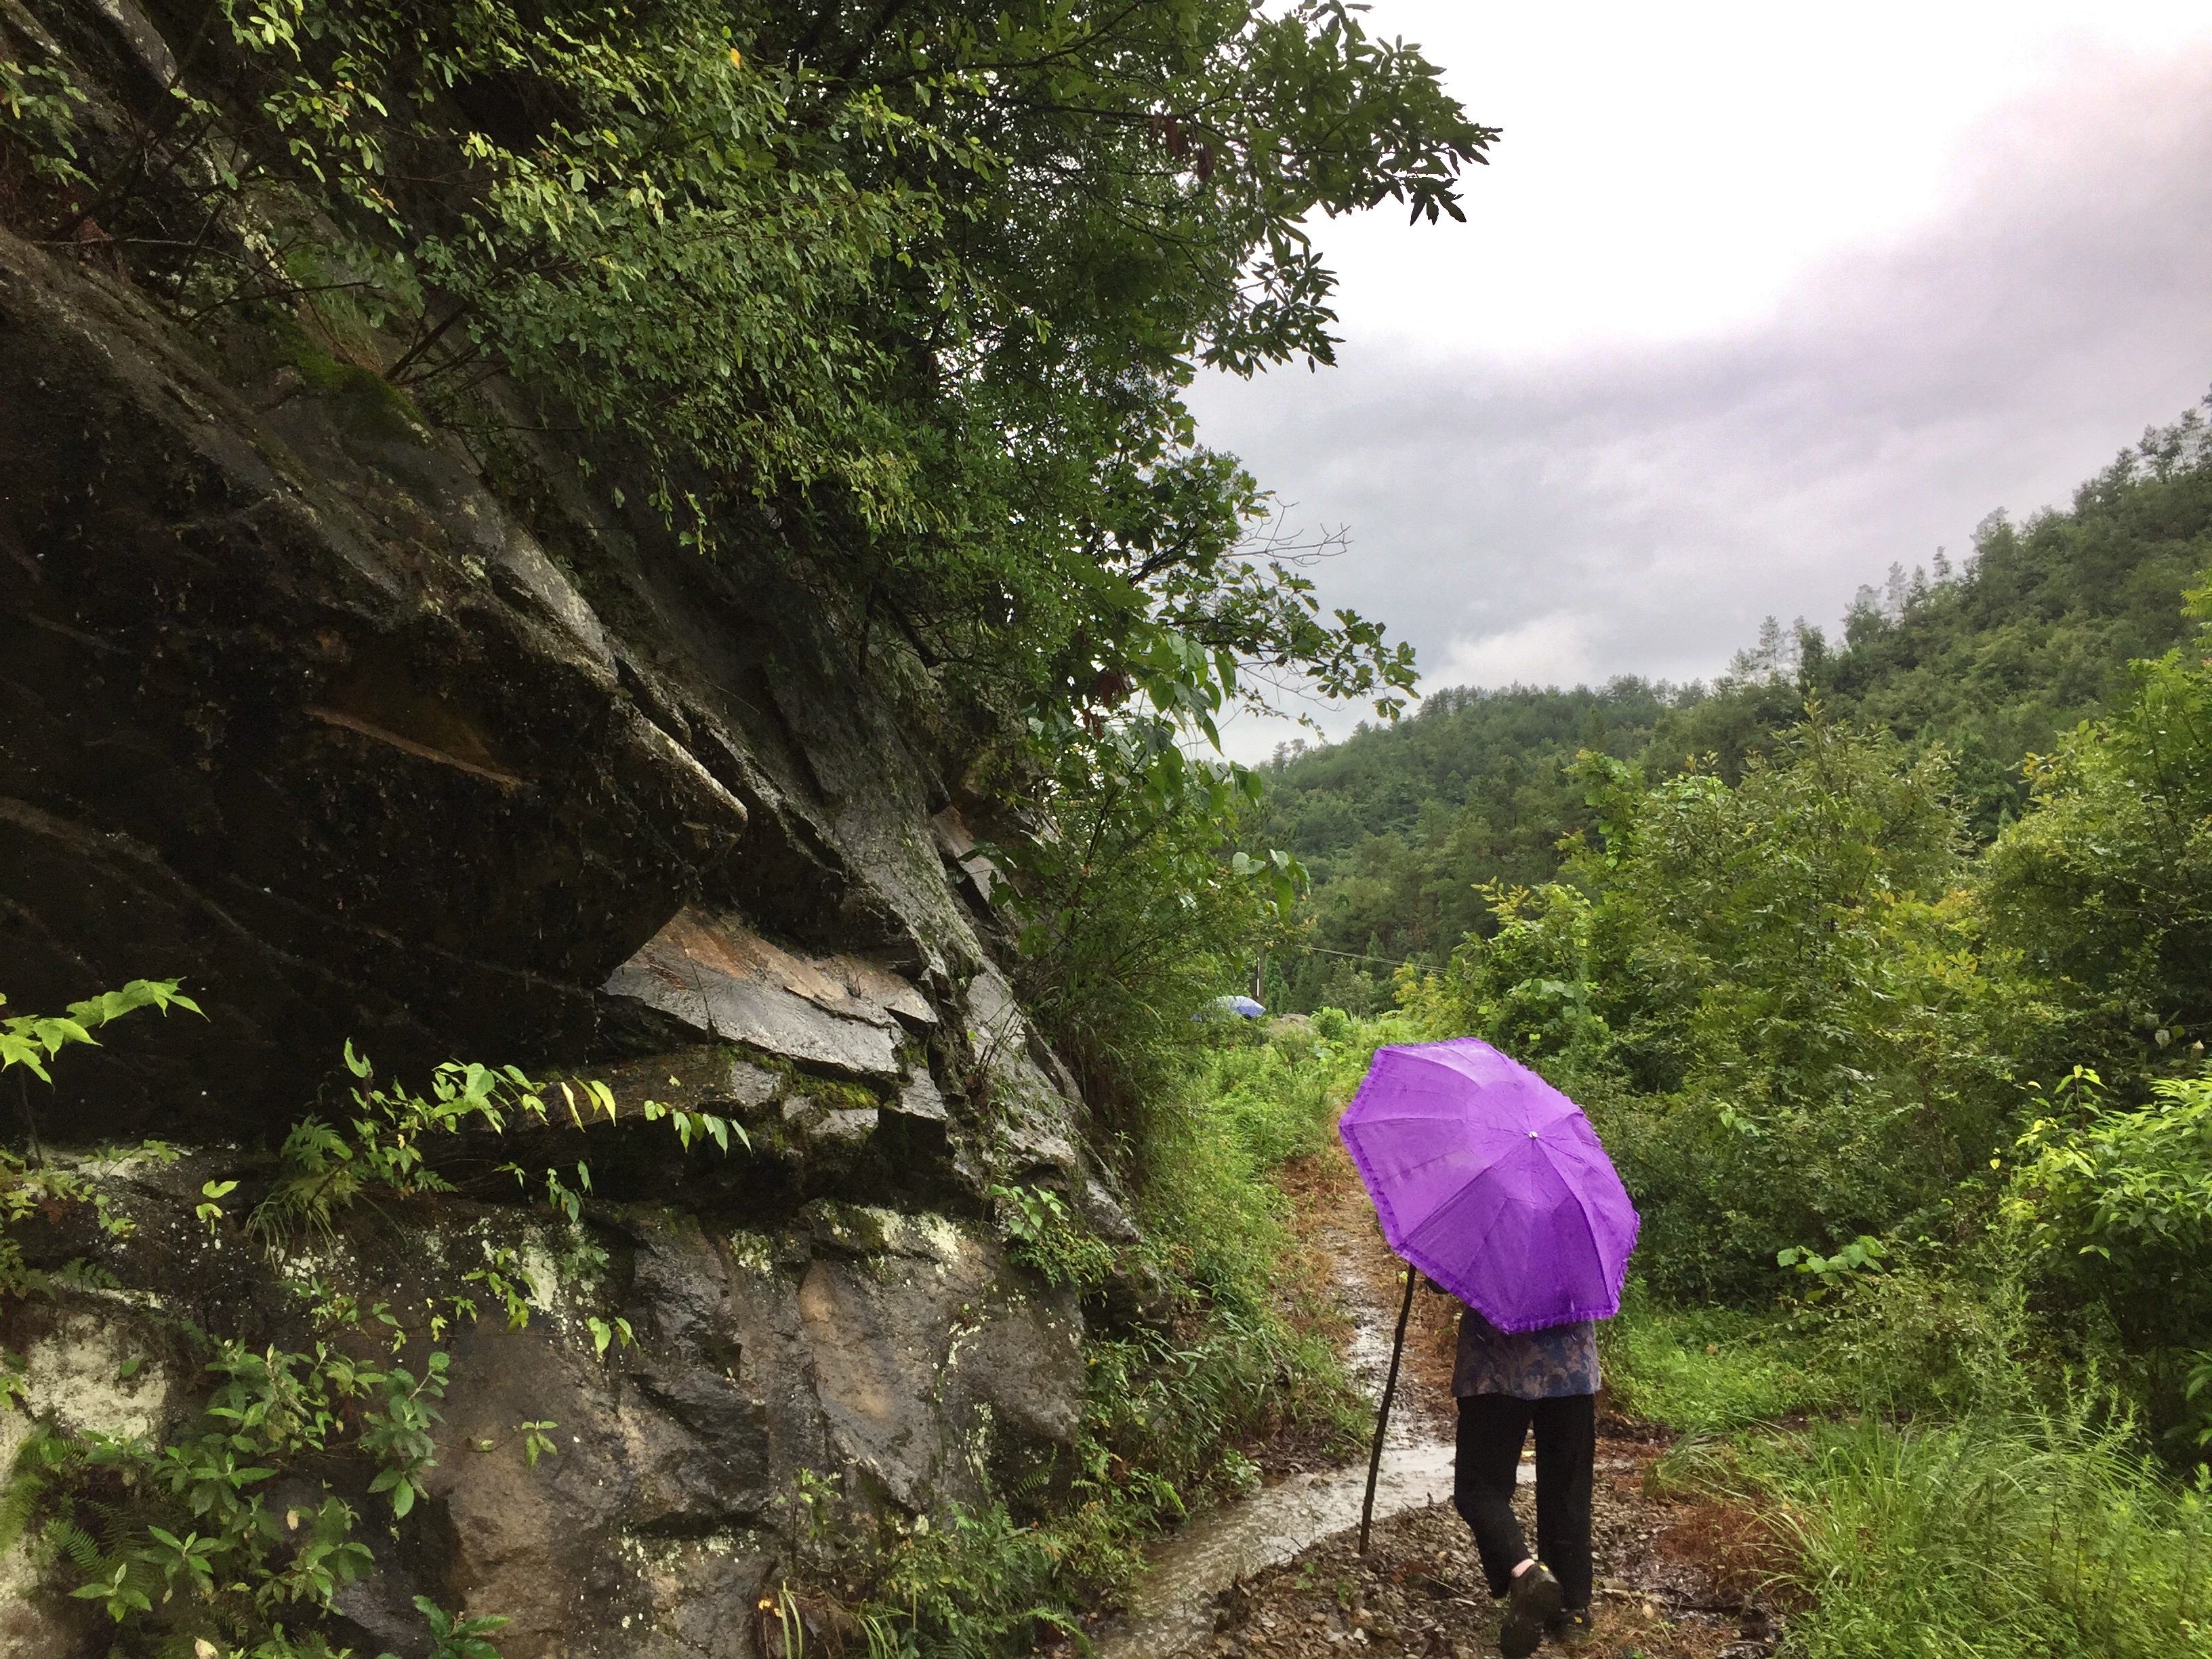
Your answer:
[1700,1401,2212,1659]
[1980,581,2212,1088]
[2001,1068,2212,1441]
[1816,1250,2041,1419]
[2005,1071,2212,1351]
[1000,700,1294,1147]
[1404,714,2024,1298]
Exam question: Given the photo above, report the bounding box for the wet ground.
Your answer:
[1172,1474,1780,1659]
[1090,1150,1782,1659]
[1091,1190,1466,1658]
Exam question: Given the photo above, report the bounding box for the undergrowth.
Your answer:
[1614,1280,2212,1656]
[1600,1292,1836,1433]
[1663,1402,2212,1658]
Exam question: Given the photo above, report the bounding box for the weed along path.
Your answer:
[1092,1163,1462,1658]
[1096,1149,1782,1659]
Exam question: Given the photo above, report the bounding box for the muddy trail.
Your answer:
[1094,1151,1783,1659]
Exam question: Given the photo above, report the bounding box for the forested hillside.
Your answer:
[1266,405,2212,1010]
[1259,680,1683,1008]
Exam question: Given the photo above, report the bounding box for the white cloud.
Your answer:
[1193,39,2212,752]
[1430,615,1602,692]
[1307,1,2212,356]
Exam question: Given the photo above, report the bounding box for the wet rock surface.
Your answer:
[0,1162,1085,1659]
[0,35,1109,1650]
[0,209,985,1141]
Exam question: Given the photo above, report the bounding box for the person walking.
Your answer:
[1336,1038,1634,1655]
[1451,1305,1596,1654]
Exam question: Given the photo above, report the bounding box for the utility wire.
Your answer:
[1294,943,1427,970]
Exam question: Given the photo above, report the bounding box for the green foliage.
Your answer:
[886,1507,1097,1657]
[1126,424,2212,1649]
[1195,1026,1358,1170]
[1397,880,1611,1076]
[1076,1024,1372,1522]
[255,1044,733,1244]
[1816,1250,2042,1420]
[0,978,201,1083]
[0,26,89,188]
[0,997,442,1656]
[1776,1235,1889,1297]
[1682,1403,2212,1659]
[1358,543,2212,1659]
[2,983,199,1299]
[1980,581,2212,1086]
[1654,408,2212,823]
[988,1183,1116,1291]
[1258,681,1683,1006]
[1598,1297,1835,1433]
[2005,1071,2212,1362]
[217,0,937,529]
[7,1271,512,1655]
[28,1338,390,1636]
[3,0,1469,770]
[1382,569,2212,1431]
[417,1595,512,1659]
[1408,713,2020,1294]
[996,677,1304,1134]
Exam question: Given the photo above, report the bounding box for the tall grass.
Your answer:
[1124,1026,1370,1456]
[1671,1399,2212,1658]
[1600,1292,1837,1432]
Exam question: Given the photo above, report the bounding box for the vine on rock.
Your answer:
[0,982,741,1658]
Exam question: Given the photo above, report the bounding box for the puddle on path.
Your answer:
[1092,1204,1510,1658]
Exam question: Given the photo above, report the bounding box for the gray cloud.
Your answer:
[1193,47,2212,754]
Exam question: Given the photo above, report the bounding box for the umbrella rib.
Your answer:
[1353,1134,1527,1217]
[1409,1155,1526,1300]
[1563,1185,1607,1315]
[1545,1175,1630,1324]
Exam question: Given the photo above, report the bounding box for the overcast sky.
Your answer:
[1195,2,2212,759]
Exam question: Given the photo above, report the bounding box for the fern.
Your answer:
[40,1515,102,1573]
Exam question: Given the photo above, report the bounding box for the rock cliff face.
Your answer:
[0,61,1113,1653]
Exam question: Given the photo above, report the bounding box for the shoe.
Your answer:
[1498,1562,1563,1659]
[1545,1606,1593,1650]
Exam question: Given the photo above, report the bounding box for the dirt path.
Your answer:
[1088,1155,1460,1658]
[1097,1148,1782,1659]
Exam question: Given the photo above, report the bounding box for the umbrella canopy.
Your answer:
[1338,1037,1638,1332]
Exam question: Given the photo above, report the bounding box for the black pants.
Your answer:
[1452,1391,1595,1612]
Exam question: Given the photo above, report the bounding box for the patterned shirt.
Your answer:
[1453,1308,1600,1400]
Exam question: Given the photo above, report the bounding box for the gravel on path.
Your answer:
[1174,1430,1782,1659]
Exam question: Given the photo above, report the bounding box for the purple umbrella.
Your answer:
[1340,1037,1639,1330]
[1336,1038,1639,1551]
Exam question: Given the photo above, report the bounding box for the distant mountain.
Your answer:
[1262,403,2212,1013]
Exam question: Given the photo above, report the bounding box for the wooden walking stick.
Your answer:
[1359,1262,1418,1557]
